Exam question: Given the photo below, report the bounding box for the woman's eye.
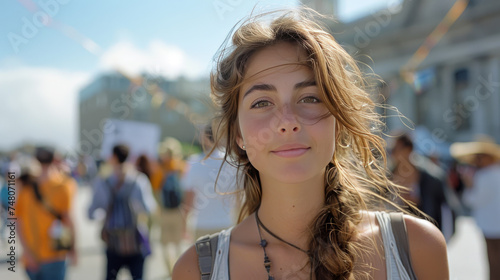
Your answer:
[251,100,272,108]
[300,96,321,103]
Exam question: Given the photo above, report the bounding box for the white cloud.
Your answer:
[0,67,90,152]
[99,40,205,79]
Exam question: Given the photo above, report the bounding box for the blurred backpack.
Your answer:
[1,182,9,210]
[101,175,150,257]
[160,171,183,209]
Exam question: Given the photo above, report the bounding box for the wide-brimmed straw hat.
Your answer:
[158,137,183,158]
[450,135,500,164]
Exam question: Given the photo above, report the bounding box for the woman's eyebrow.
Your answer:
[243,84,276,99]
[294,80,316,89]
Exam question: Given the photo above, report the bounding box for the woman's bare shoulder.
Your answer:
[404,215,449,279]
[354,211,448,279]
[172,244,200,280]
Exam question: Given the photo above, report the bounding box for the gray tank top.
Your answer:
[209,212,413,280]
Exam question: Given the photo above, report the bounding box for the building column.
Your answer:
[487,56,500,141]
[440,65,454,141]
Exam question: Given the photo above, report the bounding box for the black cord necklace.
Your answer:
[255,211,274,280]
[255,209,314,280]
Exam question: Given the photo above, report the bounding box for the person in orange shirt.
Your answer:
[150,138,187,194]
[17,147,77,280]
[151,137,187,274]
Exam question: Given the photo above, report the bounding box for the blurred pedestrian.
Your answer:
[150,137,187,274]
[75,155,97,185]
[390,134,449,233]
[16,147,78,280]
[451,135,500,280]
[447,160,466,199]
[182,125,238,240]
[135,154,153,181]
[135,154,155,238]
[88,144,157,280]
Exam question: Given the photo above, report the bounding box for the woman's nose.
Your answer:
[276,104,301,134]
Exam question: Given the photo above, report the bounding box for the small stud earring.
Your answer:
[242,145,246,150]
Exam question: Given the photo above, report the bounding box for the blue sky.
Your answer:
[2,1,301,76]
[0,0,399,151]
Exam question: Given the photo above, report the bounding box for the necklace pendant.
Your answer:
[264,256,272,273]
[264,261,272,271]
[264,256,271,266]
[268,276,275,280]
[260,239,268,248]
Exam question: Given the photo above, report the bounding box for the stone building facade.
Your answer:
[78,72,210,159]
[303,0,500,157]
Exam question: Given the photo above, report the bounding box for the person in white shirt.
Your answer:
[451,136,500,280]
[182,125,239,239]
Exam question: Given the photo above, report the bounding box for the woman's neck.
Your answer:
[257,173,325,250]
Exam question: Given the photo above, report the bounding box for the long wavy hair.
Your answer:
[209,9,408,279]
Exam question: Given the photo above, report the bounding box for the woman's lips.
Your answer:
[271,147,310,158]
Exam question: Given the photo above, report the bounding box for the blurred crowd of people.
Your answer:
[1,147,77,280]
[1,129,499,279]
[388,132,500,280]
[0,125,239,280]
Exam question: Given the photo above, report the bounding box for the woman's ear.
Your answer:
[235,120,244,149]
[236,132,245,149]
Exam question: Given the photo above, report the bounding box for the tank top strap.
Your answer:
[211,226,233,280]
[374,211,412,280]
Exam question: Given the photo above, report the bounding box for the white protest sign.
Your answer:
[100,119,160,162]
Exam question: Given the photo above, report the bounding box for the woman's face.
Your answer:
[237,42,336,184]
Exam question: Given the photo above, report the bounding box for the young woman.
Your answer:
[173,9,448,280]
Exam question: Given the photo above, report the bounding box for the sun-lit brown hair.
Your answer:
[209,8,407,279]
